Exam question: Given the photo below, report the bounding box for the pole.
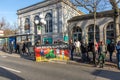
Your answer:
[41,24,43,44]
[93,7,96,49]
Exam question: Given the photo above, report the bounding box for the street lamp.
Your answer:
[40,19,46,44]
[34,20,39,25]
[34,14,46,44]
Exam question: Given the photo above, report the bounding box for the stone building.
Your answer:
[17,0,83,45]
[68,10,120,44]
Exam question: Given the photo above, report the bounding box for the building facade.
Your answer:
[68,10,120,44]
[17,0,82,45]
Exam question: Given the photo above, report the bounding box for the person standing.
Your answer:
[9,41,14,54]
[81,41,87,63]
[22,41,26,54]
[69,40,75,60]
[74,40,81,56]
[116,41,120,70]
[93,40,99,66]
[26,39,32,55]
[15,43,20,54]
[107,42,115,62]
[19,41,23,55]
[97,41,107,68]
[88,40,94,52]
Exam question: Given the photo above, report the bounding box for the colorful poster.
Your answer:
[34,44,69,62]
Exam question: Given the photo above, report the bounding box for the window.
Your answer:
[45,13,52,33]
[88,24,99,43]
[24,18,30,33]
[72,27,82,42]
[106,22,114,44]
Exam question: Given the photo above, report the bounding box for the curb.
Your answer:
[67,61,94,67]
[49,60,67,64]
[49,60,118,69]
[48,60,94,67]
[67,60,118,68]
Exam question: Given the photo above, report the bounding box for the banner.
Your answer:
[34,44,69,62]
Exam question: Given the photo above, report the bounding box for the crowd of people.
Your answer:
[69,39,120,69]
[2,38,120,69]
[11,39,32,56]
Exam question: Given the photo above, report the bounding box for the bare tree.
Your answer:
[0,17,17,36]
[109,0,120,43]
[70,0,104,47]
[13,22,18,35]
[70,0,109,13]
[3,22,13,36]
[4,29,15,36]
[71,0,120,43]
[0,17,6,29]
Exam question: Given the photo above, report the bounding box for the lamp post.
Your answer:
[34,19,39,35]
[34,19,39,44]
[34,14,46,44]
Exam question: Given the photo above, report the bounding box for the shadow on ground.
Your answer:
[20,53,35,61]
[92,69,120,80]
[0,67,24,80]
[71,55,117,68]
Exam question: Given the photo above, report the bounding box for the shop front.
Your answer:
[43,37,52,44]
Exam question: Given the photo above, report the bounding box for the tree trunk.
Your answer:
[109,0,120,43]
[114,9,119,43]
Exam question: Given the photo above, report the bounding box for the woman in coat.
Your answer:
[116,41,120,70]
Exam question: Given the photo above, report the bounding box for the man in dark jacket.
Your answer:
[15,43,20,54]
[107,42,115,62]
[26,39,32,55]
[81,42,88,62]
[69,40,75,60]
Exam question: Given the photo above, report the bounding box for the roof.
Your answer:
[15,33,33,36]
[0,36,8,38]
[17,0,83,15]
[68,10,115,22]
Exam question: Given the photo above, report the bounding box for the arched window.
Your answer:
[106,22,114,44]
[88,24,99,43]
[45,13,52,33]
[72,27,82,42]
[24,18,30,33]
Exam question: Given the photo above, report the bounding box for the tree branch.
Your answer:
[109,0,118,9]
[74,0,93,13]
[116,0,120,4]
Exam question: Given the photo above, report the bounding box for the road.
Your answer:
[0,52,119,80]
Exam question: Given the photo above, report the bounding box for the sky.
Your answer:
[0,0,118,27]
[0,0,44,25]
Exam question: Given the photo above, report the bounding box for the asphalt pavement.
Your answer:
[0,51,120,80]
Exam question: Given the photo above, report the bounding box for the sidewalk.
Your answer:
[0,51,20,58]
[0,51,118,68]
